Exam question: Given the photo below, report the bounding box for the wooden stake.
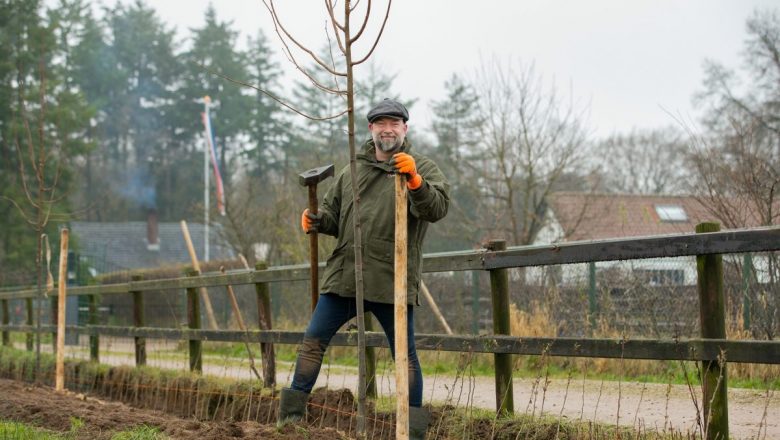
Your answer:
[220,266,262,382]
[394,174,409,440]
[180,220,220,330]
[420,281,453,335]
[55,228,69,392]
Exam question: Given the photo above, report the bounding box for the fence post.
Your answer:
[1,299,9,346]
[487,239,514,416]
[186,269,202,373]
[742,253,753,331]
[588,262,598,329]
[253,262,275,387]
[131,274,146,366]
[25,297,33,351]
[89,292,99,362]
[695,222,729,440]
[472,271,480,334]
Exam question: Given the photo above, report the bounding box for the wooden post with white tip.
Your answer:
[394,174,409,439]
[55,228,69,392]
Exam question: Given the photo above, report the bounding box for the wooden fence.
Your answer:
[1,224,780,439]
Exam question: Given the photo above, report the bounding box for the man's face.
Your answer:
[369,117,408,153]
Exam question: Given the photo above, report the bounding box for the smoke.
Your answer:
[117,166,156,210]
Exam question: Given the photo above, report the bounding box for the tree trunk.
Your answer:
[344,1,368,435]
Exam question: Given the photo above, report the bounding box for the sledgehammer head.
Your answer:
[298,164,335,187]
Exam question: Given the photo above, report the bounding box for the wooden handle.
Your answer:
[394,173,409,439]
[308,185,319,312]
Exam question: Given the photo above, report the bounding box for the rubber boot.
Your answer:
[277,388,309,426]
[409,406,431,440]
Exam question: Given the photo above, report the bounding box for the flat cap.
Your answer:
[367,98,409,123]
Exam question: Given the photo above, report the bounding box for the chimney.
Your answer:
[146,209,160,251]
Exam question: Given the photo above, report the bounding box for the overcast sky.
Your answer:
[104,0,777,139]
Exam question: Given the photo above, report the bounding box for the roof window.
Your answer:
[655,204,688,222]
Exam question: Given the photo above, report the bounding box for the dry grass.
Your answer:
[508,301,779,387]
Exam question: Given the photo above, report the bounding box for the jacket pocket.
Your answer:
[366,238,394,263]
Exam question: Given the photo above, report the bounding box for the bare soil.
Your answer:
[0,378,352,439]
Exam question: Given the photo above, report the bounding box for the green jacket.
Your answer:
[317,138,450,305]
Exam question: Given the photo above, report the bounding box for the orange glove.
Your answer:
[390,152,423,190]
[300,209,322,234]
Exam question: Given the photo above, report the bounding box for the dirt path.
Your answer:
[24,338,780,439]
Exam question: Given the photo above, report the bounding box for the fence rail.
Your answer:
[1,225,779,440]
[2,324,777,364]
[3,227,777,300]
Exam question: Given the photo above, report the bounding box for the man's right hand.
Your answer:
[301,208,322,234]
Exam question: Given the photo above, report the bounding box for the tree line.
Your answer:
[1,1,778,285]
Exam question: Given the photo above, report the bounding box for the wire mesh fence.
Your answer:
[0,245,779,439]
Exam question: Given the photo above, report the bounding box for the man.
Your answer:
[278,99,450,439]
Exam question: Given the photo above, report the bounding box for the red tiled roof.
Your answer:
[548,192,765,242]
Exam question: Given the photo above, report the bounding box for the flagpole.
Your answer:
[203,96,210,262]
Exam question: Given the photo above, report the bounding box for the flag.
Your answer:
[202,106,226,216]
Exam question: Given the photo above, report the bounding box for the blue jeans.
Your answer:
[290,293,423,407]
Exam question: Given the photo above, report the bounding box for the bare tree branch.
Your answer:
[14,127,39,210]
[325,12,346,55]
[201,66,348,121]
[325,0,345,32]
[0,195,36,226]
[323,26,347,100]
[352,0,390,62]
[351,0,372,43]
[263,0,347,77]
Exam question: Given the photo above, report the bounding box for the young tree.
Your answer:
[257,1,394,434]
[0,0,92,375]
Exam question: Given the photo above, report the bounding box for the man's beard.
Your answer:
[373,132,404,153]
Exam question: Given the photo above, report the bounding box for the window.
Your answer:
[655,204,688,222]
[634,269,686,286]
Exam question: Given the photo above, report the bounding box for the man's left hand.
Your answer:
[390,152,423,190]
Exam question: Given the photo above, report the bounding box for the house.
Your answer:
[530,192,769,286]
[69,210,234,274]
[64,212,237,329]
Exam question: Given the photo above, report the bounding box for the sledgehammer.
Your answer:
[299,164,335,312]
